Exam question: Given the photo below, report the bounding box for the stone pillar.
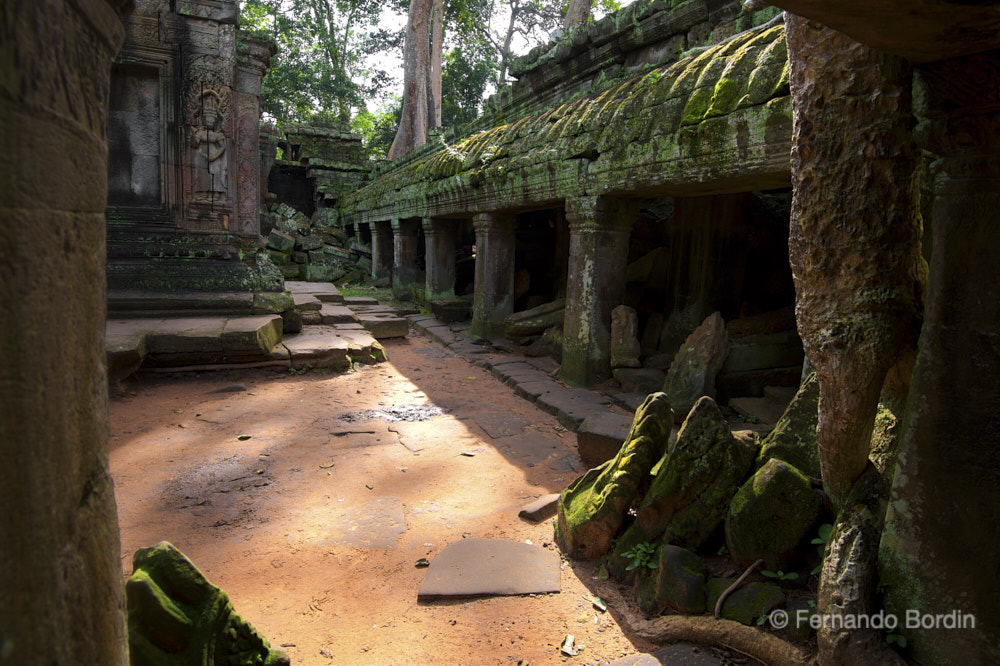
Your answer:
[423,218,457,301]
[879,50,1000,665]
[370,221,393,280]
[233,36,275,239]
[560,196,636,386]
[471,212,517,338]
[1,0,129,664]
[391,217,420,299]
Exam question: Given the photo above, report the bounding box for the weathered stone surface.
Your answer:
[504,299,566,341]
[266,229,295,252]
[720,330,804,373]
[430,298,471,322]
[357,314,409,339]
[252,291,295,315]
[519,494,561,522]
[611,397,755,576]
[319,304,357,325]
[292,292,322,311]
[554,393,673,559]
[757,372,820,478]
[706,578,786,626]
[417,539,560,598]
[653,545,708,614]
[577,411,635,465]
[613,367,667,395]
[295,234,323,251]
[127,542,289,666]
[282,327,352,369]
[473,411,530,439]
[786,15,925,508]
[725,458,822,568]
[220,315,282,354]
[611,305,642,368]
[663,312,730,419]
[106,328,148,383]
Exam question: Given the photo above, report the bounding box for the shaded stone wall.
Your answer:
[0,0,130,662]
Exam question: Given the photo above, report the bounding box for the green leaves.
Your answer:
[621,541,658,571]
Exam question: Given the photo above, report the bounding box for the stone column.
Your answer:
[879,50,1000,665]
[1,0,129,664]
[370,221,393,281]
[423,218,457,301]
[391,217,420,300]
[560,196,636,386]
[233,36,274,239]
[471,212,517,338]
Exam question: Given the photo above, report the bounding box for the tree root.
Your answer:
[715,558,764,618]
[631,615,813,666]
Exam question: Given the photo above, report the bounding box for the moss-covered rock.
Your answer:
[126,541,289,666]
[654,545,708,614]
[706,578,786,626]
[609,397,756,577]
[756,372,821,478]
[554,393,674,559]
[725,458,822,568]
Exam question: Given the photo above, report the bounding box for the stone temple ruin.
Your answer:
[3,0,999,664]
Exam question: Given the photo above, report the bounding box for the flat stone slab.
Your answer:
[417,538,560,599]
[292,293,322,311]
[472,411,531,439]
[281,326,352,369]
[498,433,563,467]
[105,324,148,381]
[318,497,404,550]
[343,295,379,305]
[518,494,561,522]
[357,314,409,339]
[729,396,787,428]
[284,280,343,303]
[577,411,635,465]
[220,315,282,354]
[514,380,560,402]
[421,324,460,346]
[536,389,613,429]
[319,304,357,325]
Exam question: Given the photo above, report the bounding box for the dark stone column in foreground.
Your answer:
[423,217,457,301]
[879,50,1000,665]
[370,220,393,281]
[471,212,516,338]
[391,217,421,299]
[560,196,636,386]
[0,0,130,663]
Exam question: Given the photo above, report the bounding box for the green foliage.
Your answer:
[352,101,402,158]
[761,570,798,582]
[441,45,494,127]
[887,633,907,648]
[810,523,833,576]
[621,541,659,571]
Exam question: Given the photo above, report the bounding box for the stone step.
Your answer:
[319,304,357,325]
[728,396,790,429]
[283,280,344,303]
[281,326,352,370]
[356,313,409,339]
[105,315,284,375]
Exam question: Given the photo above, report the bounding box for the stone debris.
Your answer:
[417,538,560,599]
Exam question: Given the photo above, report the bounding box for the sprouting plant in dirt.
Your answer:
[810,523,833,575]
[621,542,658,571]
[761,570,798,582]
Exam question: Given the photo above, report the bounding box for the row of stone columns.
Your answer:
[363,195,635,387]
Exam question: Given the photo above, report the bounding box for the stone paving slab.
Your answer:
[537,389,615,429]
[283,280,343,303]
[498,432,564,467]
[472,412,530,439]
[317,497,404,549]
[518,494,561,522]
[281,326,352,369]
[514,380,561,402]
[417,538,560,599]
[292,293,322,311]
[319,304,357,325]
[729,396,786,429]
[577,411,634,465]
[220,315,282,354]
[343,295,379,305]
[356,313,409,339]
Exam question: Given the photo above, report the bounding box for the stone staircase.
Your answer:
[106,282,411,381]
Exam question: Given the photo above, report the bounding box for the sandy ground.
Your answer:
[110,330,660,665]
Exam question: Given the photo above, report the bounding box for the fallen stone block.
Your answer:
[577,411,635,465]
[357,314,408,339]
[417,539,560,598]
[518,494,561,522]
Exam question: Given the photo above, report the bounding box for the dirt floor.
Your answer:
[110,329,663,665]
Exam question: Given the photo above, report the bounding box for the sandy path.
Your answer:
[110,330,654,665]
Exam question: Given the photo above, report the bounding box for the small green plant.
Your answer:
[811,523,834,576]
[761,570,799,582]
[621,542,659,571]
[887,633,907,648]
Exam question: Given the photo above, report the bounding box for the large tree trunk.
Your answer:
[388,0,442,160]
[563,0,592,29]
